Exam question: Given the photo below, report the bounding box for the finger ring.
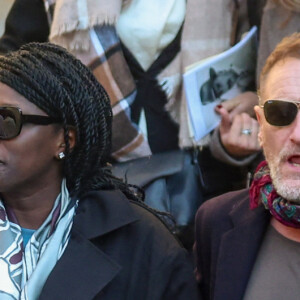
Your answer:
[241,128,252,135]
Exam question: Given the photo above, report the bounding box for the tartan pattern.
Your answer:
[44,0,151,161]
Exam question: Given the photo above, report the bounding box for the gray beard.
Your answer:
[266,148,300,204]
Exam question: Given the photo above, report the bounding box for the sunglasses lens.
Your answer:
[264,100,298,126]
[0,108,20,139]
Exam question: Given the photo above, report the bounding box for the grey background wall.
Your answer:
[0,0,14,36]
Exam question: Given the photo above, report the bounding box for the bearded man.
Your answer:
[195,32,300,300]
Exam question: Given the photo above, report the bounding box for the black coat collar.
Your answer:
[214,193,270,300]
[73,189,139,238]
[40,190,139,300]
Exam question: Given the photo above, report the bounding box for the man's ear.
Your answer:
[257,130,263,147]
[254,105,263,147]
[254,105,262,125]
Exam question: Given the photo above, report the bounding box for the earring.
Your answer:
[58,152,65,160]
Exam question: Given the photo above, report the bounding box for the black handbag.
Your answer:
[112,149,203,249]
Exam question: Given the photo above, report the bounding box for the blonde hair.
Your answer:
[259,32,300,97]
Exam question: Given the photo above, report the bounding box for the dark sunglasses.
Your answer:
[0,107,60,140]
[260,100,300,126]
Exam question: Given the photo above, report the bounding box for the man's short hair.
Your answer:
[259,32,300,96]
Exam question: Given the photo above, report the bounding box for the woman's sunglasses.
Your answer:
[260,100,300,126]
[0,107,60,140]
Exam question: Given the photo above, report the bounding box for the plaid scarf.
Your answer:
[277,0,300,12]
[249,161,300,228]
[44,0,151,162]
[179,0,240,147]
[0,179,76,300]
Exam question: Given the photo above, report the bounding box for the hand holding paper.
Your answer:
[221,91,258,118]
[183,26,258,142]
[216,106,261,157]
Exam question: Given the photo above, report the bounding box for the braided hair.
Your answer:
[0,42,141,200]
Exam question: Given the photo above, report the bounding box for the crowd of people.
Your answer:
[0,0,299,299]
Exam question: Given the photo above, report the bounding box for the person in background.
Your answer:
[0,42,198,300]
[195,32,300,300]
[177,0,263,199]
[0,1,264,253]
[0,0,262,193]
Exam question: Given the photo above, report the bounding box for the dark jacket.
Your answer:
[194,188,270,300]
[39,189,198,300]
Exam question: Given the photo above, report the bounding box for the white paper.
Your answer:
[183,26,258,142]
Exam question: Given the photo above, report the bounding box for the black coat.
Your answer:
[39,189,198,300]
[194,188,270,300]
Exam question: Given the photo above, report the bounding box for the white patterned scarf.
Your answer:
[0,179,76,300]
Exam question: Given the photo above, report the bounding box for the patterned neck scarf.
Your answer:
[0,179,77,300]
[249,160,300,228]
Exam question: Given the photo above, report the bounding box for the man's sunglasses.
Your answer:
[0,107,60,140]
[260,100,300,127]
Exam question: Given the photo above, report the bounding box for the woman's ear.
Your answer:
[67,127,76,152]
[63,126,76,152]
[55,127,76,159]
[68,126,76,152]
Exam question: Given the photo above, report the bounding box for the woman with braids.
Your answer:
[0,42,198,300]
